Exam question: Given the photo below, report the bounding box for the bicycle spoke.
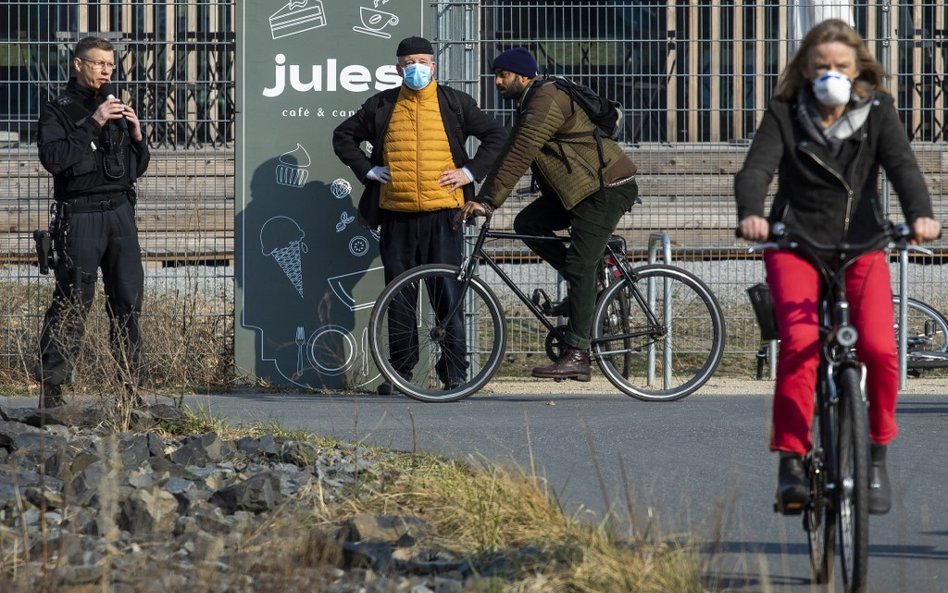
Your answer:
[593,265,725,401]
[369,265,505,402]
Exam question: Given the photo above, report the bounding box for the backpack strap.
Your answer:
[529,78,608,189]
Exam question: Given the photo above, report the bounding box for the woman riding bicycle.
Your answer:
[735,19,941,515]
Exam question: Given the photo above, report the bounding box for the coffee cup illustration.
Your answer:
[353,6,399,38]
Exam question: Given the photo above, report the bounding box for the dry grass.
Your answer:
[0,280,235,400]
[0,411,710,593]
[302,440,708,593]
[0,276,711,591]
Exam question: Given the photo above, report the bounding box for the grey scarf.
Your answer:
[796,84,873,157]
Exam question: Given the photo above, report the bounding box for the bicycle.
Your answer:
[893,295,948,373]
[368,212,726,403]
[748,291,948,378]
[747,222,916,593]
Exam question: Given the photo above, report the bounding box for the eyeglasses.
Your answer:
[78,57,116,71]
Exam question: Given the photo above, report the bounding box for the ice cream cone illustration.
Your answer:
[276,143,311,188]
[260,216,308,297]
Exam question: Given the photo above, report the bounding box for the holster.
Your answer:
[33,230,54,275]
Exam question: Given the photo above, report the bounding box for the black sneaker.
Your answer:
[377,382,398,395]
[775,454,808,514]
[869,444,892,515]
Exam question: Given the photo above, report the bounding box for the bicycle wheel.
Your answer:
[836,365,870,593]
[368,264,506,402]
[592,264,726,401]
[805,411,835,584]
[893,296,948,368]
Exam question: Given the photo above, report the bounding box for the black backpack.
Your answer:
[544,76,623,140]
[527,76,624,188]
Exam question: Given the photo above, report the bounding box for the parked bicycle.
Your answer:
[747,221,917,593]
[368,213,726,403]
[893,295,948,373]
[749,290,948,378]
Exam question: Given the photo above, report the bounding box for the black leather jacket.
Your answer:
[735,91,932,246]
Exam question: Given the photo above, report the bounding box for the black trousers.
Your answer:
[379,209,466,383]
[513,181,639,350]
[38,198,145,387]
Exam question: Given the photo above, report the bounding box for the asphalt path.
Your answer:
[181,385,947,593]
[5,384,945,592]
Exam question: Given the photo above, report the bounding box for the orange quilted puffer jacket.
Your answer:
[380,81,461,212]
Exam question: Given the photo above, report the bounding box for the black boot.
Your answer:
[531,347,591,382]
[38,382,64,409]
[869,444,892,515]
[776,454,808,513]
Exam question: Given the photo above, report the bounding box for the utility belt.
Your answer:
[56,191,132,215]
[34,191,131,274]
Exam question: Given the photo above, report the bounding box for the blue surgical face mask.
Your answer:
[402,63,432,90]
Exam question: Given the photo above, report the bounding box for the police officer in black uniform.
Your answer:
[36,36,150,408]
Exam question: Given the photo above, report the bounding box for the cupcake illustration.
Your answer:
[276,143,311,188]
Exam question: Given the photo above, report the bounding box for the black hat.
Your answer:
[396,36,434,57]
[492,47,538,77]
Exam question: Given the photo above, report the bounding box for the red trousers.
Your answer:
[764,249,899,455]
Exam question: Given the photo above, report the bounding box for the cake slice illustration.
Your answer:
[269,0,327,40]
[260,216,308,298]
[275,143,311,188]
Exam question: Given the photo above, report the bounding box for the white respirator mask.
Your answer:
[812,71,852,107]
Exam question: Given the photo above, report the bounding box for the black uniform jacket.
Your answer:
[38,78,150,200]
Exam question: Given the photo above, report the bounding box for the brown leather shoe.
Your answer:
[531,347,591,382]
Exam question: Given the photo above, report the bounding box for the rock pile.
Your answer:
[0,403,517,593]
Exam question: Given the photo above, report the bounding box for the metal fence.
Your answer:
[0,1,945,387]
[444,0,948,365]
[0,1,236,389]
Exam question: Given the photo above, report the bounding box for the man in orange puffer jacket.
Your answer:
[333,36,506,393]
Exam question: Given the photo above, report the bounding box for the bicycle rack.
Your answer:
[898,249,908,389]
[646,232,672,387]
[647,231,671,265]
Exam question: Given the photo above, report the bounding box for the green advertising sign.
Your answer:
[236,0,424,390]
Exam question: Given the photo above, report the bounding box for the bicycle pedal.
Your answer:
[774,500,805,515]
[531,288,553,312]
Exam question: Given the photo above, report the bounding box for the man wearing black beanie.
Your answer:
[458,47,640,382]
[333,36,506,395]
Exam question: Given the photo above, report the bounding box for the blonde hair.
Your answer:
[775,19,886,101]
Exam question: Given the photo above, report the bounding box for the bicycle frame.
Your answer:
[453,213,667,354]
[750,221,911,592]
[812,253,865,507]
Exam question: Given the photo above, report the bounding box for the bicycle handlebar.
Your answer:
[738,222,930,256]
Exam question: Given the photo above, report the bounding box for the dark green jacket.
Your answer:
[477,78,637,210]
